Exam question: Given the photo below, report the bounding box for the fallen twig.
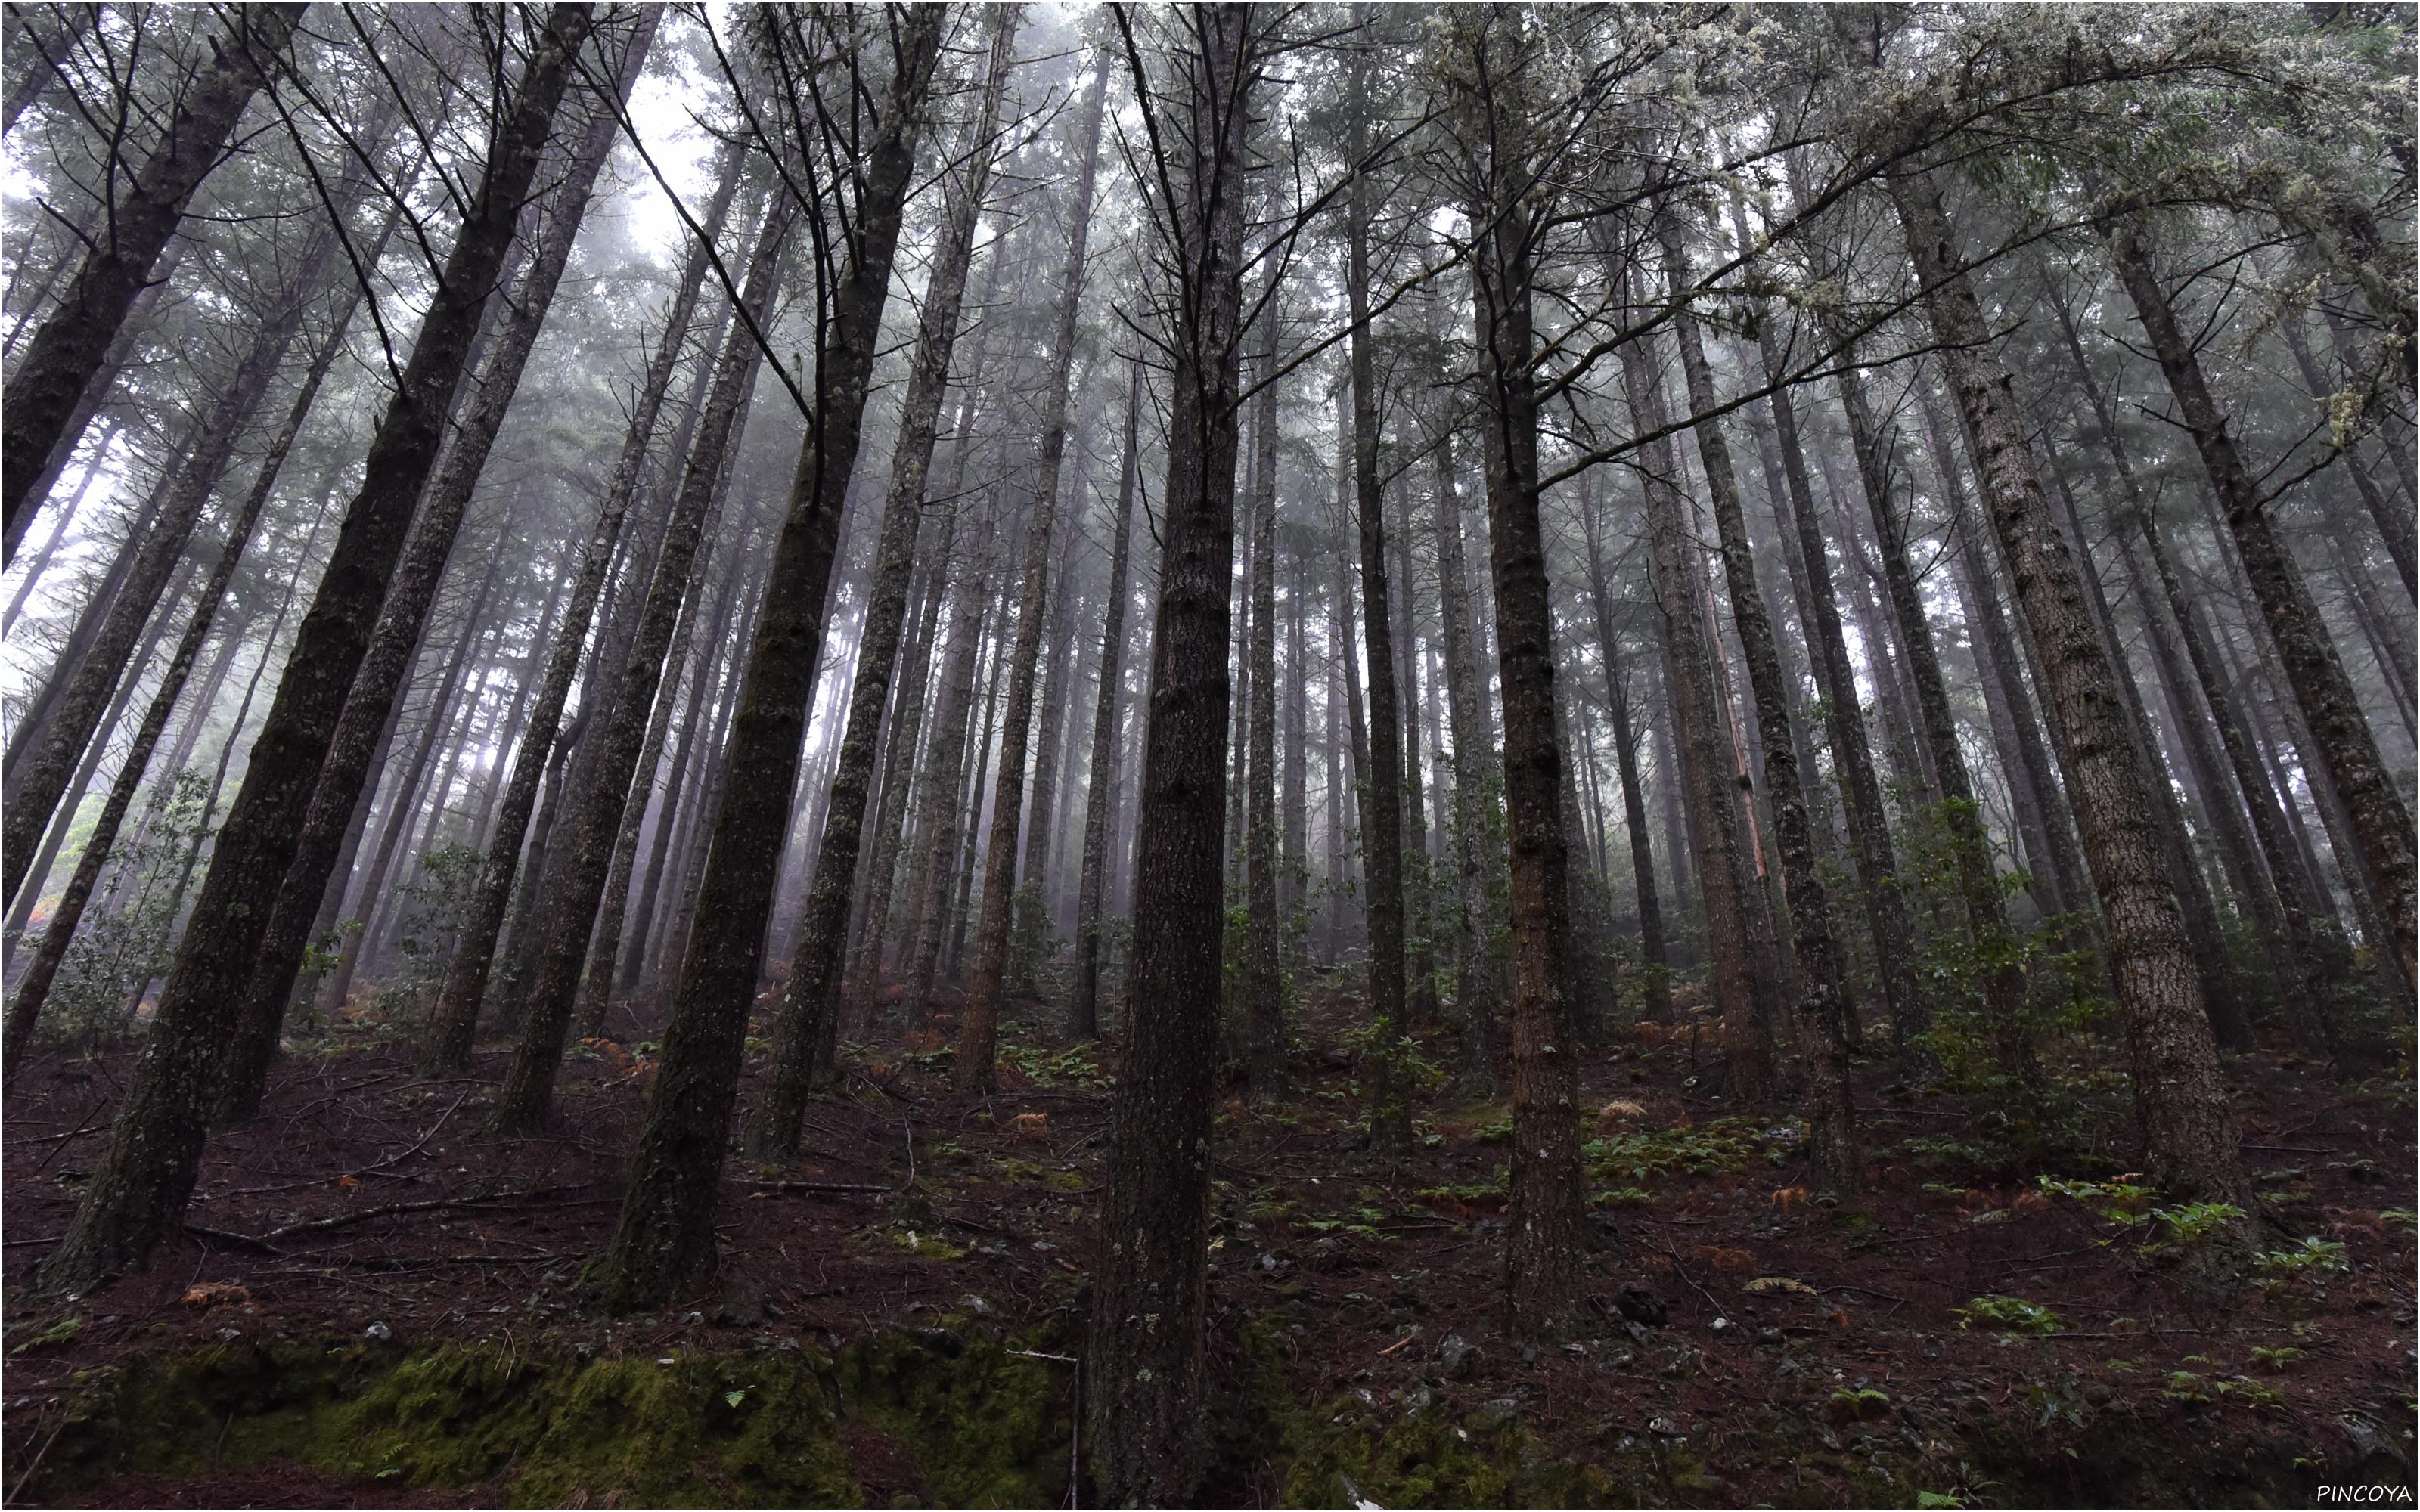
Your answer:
[218,1090,473,1199]
[189,1183,594,1249]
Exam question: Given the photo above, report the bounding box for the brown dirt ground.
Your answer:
[4,974,2414,1506]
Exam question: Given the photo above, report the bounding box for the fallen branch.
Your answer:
[749,1178,898,1196]
[188,1183,595,1250]
[218,1090,472,1199]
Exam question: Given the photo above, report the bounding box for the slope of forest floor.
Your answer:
[3,972,2415,1507]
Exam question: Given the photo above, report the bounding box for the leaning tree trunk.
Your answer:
[955,50,1109,1095]
[2,3,302,550]
[2,203,347,909]
[2128,522,2357,1061]
[213,15,653,1125]
[1888,167,2246,1212]
[591,6,944,1312]
[1618,299,1781,1101]
[0,187,392,1068]
[1085,8,1252,1499]
[575,528,712,1042]
[2100,218,2417,990]
[1744,300,1927,1062]
[2,2,99,137]
[492,178,794,1138]
[1829,345,2037,1084]
[35,5,598,1297]
[1068,358,1145,1043]
[2037,276,2263,1045]
[421,138,747,1072]
[743,1,1013,1121]
[1658,212,1854,1185]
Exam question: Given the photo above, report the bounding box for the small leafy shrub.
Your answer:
[39,770,215,1046]
[1954,1294,2064,1336]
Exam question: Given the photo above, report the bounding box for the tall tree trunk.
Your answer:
[4,419,119,640]
[737,20,1021,1102]
[2,2,302,553]
[1069,359,1145,1044]
[621,572,737,996]
[2127,523,2358,1059]
[4,212,344,906]
[2,199,387,1065]
[899,541,997,1027]
[1086,8,1252,1498]
[422,140,746,1070]
[34,5,597,1295]
[214,17,653,1123]
[2,2,100,137]
[1391,476,1440,1030]
[1245,305,1285,1093]
[1344,54,1412,1154]
[1887,166,2246,1211]
[592,6,945,1308]
[1433,414,1509,1081]
[576,522,712,1041]
[1578,479,1673,1024]
[851,246,1011,993]
[1618,299,1781,1098]
[1829,348,2037,1083]
[1658,212,1853,1180]
[955,39,1108,1095]
[2037,288,2266,1044]
[1457,29,1585,1338]
[493,175,792,1136]
[309,554,504,1028]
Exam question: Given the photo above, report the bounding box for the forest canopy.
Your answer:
[0,3,2412,1506]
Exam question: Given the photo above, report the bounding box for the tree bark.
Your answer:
[953,42,1109,1094]
[492,174,791,1136]
[1085,8,1252,1498]
[1888,167,2245,1210]
[738,57,1022,1095]
[4,214,340,907]
[1432,411,1507,1079]
[421,141,746,1071]
[1245,304,1286,1093]
[1830,349,2036,1083]
[1618,302,1781,1099]
[2,197,385,1067]
[213,15,652,1123]
[1457,29,1585,1337]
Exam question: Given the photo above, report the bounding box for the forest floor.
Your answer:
[2,969,2415,1507]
